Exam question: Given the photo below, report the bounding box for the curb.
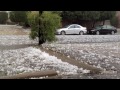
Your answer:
[0,70,58,79]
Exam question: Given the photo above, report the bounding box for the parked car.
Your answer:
[56,24,87,35]
[88,25,117,35]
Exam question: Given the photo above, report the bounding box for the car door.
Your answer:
[106,25,113,34]
[101,25,107,34]
[67,25,75,34]
[74,25,81,34]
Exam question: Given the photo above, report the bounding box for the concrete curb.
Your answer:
[0,70,58,79]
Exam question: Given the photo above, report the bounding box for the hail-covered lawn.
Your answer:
[0,47,90,76]
[1,25,120,78]
[43,35,120,75]
[0,25,89,77]
[0,35,38,46]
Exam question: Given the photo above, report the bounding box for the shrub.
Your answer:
[27,11,39,39]
[27,11,61,44]
[0,12,8,24]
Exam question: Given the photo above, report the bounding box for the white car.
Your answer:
[56,24,87,35]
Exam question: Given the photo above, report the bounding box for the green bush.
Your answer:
[27,11,39,39]
[27,11,61,44]
[41,11,61,42]
[0,12,8,24]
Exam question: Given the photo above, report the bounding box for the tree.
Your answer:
[61,11,100,20]
[99,11,116,25]
[9,11,28,26]
[61,11,100,27]
[27,11,61,45]
[61,11,116,28]
[110,16,119,27]
[81,11,100,27]
[0,12,8,24]
[61,11,75,23]
[27,11,39,40]
[51,11,62,15]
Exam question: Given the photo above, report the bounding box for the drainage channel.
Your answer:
[36,46,102,74]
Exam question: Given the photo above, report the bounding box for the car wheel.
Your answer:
[79,31,84,35]
[111,31,115,35]
[96,31,100,35]
[61,31,66,35]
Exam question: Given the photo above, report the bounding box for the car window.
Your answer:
[69,25,75,28]
[107,25,113,29]
[102,25,107,29]
[95,26,102,29]
[75,25,80,28]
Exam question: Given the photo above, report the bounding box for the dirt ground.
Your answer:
[0,25,30,35]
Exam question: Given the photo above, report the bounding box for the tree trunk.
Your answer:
[38,11,45,45]
[92,21,96,28]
